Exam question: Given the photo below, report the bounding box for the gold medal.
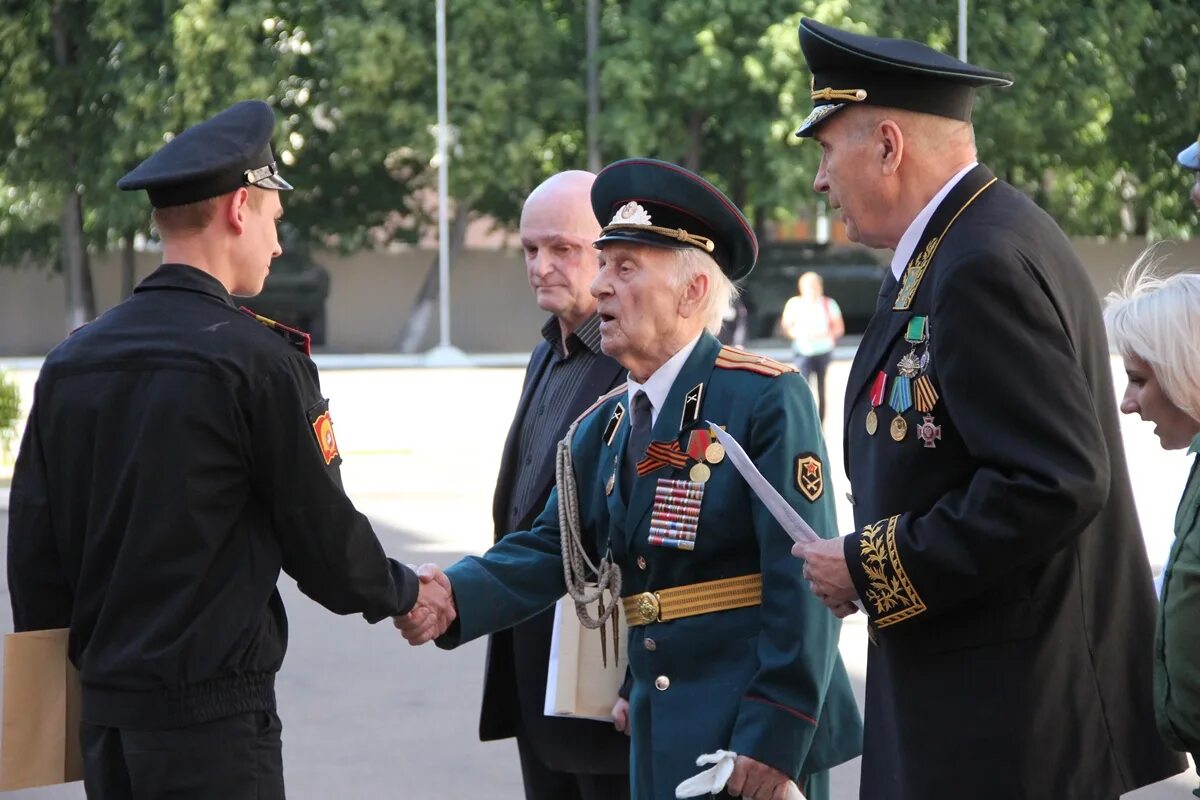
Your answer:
[704,442,725,464]
[689,462,711,483]
[890,414,907,442]
[606,473,615,495]
[866,407,878,436]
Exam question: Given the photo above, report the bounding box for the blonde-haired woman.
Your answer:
[1105,260,1200,793]
[781,272,843,422]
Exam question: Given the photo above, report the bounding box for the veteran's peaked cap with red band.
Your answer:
[591,158,758,281]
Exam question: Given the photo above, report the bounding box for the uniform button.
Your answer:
[655,675,670,691]
[636,556,647,570]
[644,638,656,652]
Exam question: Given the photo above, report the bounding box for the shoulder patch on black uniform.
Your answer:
[308,398,342,467]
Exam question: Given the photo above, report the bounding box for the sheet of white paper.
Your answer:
[707,422,864,612]
[543,599,564,717]
[707,423,819,544]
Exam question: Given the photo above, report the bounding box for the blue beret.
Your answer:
[118,100,292,208]
[795,18,1012,137]
[591,158,758,281]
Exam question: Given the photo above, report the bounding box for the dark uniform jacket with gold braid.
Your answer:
[8,263,418,729]
[841,165,1186,798]
[440,332,862,800]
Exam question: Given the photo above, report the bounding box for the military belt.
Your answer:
[622,573,762,627]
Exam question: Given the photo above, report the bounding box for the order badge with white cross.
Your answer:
[916,414,942,448]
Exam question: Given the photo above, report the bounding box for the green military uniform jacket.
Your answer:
[1156,432,1200,793]
[440,332,862,799]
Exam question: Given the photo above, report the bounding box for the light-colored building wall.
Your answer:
[2,237,1199,357]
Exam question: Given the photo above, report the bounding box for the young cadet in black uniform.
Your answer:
[789,19,1186,799]
[6,100,452,799]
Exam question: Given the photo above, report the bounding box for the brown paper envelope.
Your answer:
[0,628,82,790]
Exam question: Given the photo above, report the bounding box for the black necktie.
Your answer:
[621,390,652,497]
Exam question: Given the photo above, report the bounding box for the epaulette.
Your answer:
[240,307,312,356]
[573,382,628,425]
[714,346,796,377]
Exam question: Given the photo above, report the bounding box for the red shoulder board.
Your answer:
[240,307,312,356]
[714,346,796,377]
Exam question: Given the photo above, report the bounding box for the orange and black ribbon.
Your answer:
[636,440,689,476]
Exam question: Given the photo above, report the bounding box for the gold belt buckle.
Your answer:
[634,592,660,625]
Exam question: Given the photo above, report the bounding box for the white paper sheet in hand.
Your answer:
[707,423,819,544]
[708,422,864,612]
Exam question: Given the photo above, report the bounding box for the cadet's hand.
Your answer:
[793,536,858,612]
[393,563,456,645]
[611,697,630,736]
[725,755,797,800]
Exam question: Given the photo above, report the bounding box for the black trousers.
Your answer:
[797,351,833,422]
[516,731,630,800]
[81,710,284,800]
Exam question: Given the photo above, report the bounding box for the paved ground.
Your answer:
[0,360,1196,798]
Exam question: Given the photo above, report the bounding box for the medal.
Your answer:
[704,442,725,464]
[888,367,913,442]
[689,462,711,483]
[916,414,942,448]
[914,374,939,413]
[867,371,887,436]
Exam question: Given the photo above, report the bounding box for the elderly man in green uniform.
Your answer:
[789,18,1185,799]
[399,158,862,799]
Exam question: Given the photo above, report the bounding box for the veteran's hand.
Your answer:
[394,563,456,645]
[611,697,631,736]
[793,536,859,612]
[725,755,797,800]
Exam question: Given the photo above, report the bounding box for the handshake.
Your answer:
[393,564,456,645]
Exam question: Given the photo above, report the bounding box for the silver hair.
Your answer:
[673,247,740,335]
[1103,249,1200,420]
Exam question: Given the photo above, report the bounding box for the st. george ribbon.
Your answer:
[706,422,864,613]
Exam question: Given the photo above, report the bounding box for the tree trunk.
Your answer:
[51,0,94,333]
[395,199,472,353]
[121,234,137,299]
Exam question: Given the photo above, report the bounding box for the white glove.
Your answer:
[675,750,806,799]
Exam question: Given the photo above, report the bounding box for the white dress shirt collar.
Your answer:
[626,335,703,427]
[890,162,978,280]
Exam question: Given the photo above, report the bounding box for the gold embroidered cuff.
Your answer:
[858,515,926,628]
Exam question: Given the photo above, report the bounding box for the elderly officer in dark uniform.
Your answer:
[483,170,630,799]
[7,100,452,799]
[400,158,862,800]
[788,19,1187,799]
[1180,131,1200,208]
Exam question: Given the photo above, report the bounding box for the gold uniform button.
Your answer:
[654,675,670,691]
[644,638,657,652]
[636,556,647,570]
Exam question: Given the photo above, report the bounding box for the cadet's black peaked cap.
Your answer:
[1178,132,1200,171]
[795,18,1012,138]
[591,158,758,281]
[118,99,293,208]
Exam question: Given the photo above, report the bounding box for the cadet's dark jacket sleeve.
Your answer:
[731,373,848,776]
[249,359,418,621]
[8,393,73,632]
[845,247,1109,627]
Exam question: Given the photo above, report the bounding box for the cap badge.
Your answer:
[610,201,654,227]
